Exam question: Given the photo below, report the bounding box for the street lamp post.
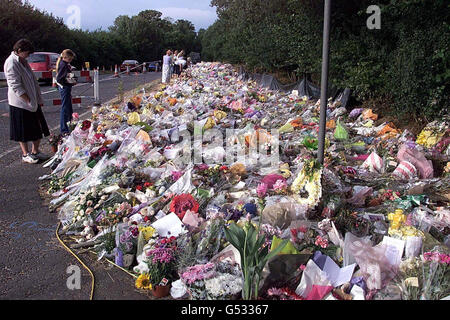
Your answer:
[317,0,332,164]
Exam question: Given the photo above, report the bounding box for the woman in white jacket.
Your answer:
[161,50,172,84]
[4,39,49,163]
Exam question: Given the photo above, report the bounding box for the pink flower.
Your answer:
[314,236,329,249]
[171,171,183,181]
[256,183,268,198]
[299,226,308,233]
[73,112,79,121]
[273,179,287,192]
[261,174,286,190]
[299,264,306,271]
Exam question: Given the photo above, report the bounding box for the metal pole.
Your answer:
[94,69,100,105]
[317,0,332,165]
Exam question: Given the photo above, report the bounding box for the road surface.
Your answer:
[0,72,162,299]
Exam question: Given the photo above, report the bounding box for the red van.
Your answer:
[27,52,60,81]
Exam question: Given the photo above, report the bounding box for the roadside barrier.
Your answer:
[1,63,152,110]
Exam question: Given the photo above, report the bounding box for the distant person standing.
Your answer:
[4,39,50,164]
[55,49,76,136]
[162,50,172,83]
[172,50,179,79]
[176,50,186,77]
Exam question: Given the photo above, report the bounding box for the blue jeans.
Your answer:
[58,86,73,134]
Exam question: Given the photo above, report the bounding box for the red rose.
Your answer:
[170,193,199,220]
[144,182,151,188]
[136,185,143,191]
[81,120,91,131]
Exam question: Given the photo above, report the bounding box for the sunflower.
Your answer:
[135,274,152,290]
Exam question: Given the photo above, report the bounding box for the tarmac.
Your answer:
[0,71,161,299]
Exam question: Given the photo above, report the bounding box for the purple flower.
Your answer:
[181,263,216,285]
[171,171,184,181]
[148,247,175,264]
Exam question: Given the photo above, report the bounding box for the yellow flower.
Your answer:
[139,226,156,241]
[387,209,406,230]
[127,112,140,125]
[135,274,152,290]
[204,117,216,130]
[214,110,227,121]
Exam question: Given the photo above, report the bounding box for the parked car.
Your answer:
[120,60,142,73]
[144,61,161,72]
[27,52,59,81]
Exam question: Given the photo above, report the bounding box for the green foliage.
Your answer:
[224,220,288,300]
[1,1,201,71]
[202,0,450,121]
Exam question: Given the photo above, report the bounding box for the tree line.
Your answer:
[199,0,449,121]
[0,0,201,70]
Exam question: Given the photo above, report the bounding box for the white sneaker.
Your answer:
[22,153,39,164]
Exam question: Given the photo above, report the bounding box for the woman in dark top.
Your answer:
[3,39,50,164]
[55,49,76,135]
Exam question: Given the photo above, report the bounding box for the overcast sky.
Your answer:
[27,0,218,31]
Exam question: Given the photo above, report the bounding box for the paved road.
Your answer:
[0,72,161,300]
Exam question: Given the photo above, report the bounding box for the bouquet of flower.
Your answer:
[396,246,450,300]
[203,261,243,300]
[144,236,178,287]
[290,159,323,208]
[48,132,61,147]
[195,214,226,260]
[289,222,337,257]
[117,223,139,254]
[204,273,242,300]
[170,193,200,220]
[180,262,217,300]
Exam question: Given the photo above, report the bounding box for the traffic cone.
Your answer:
[52,76,57,88]
[142,64,147,73]
[114,64,119,78]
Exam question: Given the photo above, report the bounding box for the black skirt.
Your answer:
[9,105,50,142]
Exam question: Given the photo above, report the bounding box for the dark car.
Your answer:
[144,61,161,72]
[120,60,142,73]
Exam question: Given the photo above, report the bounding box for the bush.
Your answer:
[201,0,450,121]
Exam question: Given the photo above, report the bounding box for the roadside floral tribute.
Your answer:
[41,61,450,300]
